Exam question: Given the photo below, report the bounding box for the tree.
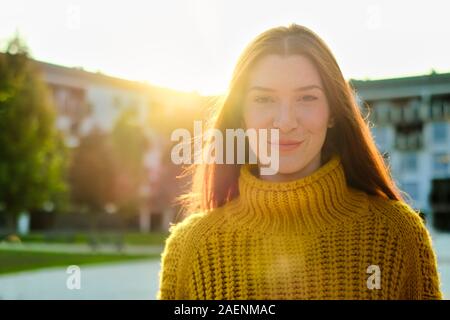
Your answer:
[68,107,150,231]
[68,127,117,228]
[111,106,149,215]
[0,36,68,231]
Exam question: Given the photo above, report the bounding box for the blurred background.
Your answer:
[0,0,449,299]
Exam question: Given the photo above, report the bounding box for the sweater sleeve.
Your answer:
[156,213,202,300]
[398,203,443,300]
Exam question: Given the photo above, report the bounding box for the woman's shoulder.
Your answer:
[163,208,226,251]
[366,194,431,241]
[164,212,205,246]
[167,211,207,235]
[366,195,442,299]
[158,210,223,299]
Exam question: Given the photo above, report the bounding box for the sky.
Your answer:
[1,0,449,95]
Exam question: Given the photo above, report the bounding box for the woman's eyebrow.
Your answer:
[247,85,323,93]
[293,85,323,92]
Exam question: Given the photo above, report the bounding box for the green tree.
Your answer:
[111,106,149,215]
[68,107,149,230]
[68,127,117,228]
[0,36,68,231]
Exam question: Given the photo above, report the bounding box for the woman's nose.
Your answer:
[273,104,298,132]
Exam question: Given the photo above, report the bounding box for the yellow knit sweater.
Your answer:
[157,155,442,300]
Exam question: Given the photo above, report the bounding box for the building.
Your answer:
[38,60,151,145]
[352,72,450,231]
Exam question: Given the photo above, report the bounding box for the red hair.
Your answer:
[178,23,403,215]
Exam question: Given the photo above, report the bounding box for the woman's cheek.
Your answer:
[245,107,274,129]
[300,105,329,132]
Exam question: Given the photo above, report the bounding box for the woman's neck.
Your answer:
[257,153,322,182]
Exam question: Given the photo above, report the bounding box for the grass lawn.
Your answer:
[0,250,160,276]
[9,232,169,246]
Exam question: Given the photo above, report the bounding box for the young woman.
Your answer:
[157,24,442,300]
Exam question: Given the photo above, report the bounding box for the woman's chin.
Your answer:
[276,160,307,175]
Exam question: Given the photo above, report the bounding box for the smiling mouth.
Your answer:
[269,140,304,151]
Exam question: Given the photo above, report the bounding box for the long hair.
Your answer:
[177,23,403,216]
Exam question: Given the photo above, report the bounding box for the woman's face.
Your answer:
[242,54,333,179]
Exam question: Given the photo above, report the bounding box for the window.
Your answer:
[401,153,418,173]
[433,122,448,144]
[375,103,390,123]
[432,99,445,119]
[433,153,450,175]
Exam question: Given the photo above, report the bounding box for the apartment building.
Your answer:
[352,72,450,231]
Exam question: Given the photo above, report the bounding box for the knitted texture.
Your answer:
[157,155,442,299]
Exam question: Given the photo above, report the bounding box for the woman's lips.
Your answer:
[269,140,304,152]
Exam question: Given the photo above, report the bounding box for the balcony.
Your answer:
[395,132,423,151]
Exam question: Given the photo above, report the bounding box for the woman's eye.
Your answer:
[254,96,274,104]
[298,95,317,102]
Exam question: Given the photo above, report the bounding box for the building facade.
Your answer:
[38,60,151,144]
[352,72,450,231]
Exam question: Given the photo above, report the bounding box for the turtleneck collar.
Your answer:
[230,154,369,234]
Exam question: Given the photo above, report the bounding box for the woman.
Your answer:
[157,24,442,299]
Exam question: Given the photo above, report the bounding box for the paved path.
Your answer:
[0,259,161,299]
